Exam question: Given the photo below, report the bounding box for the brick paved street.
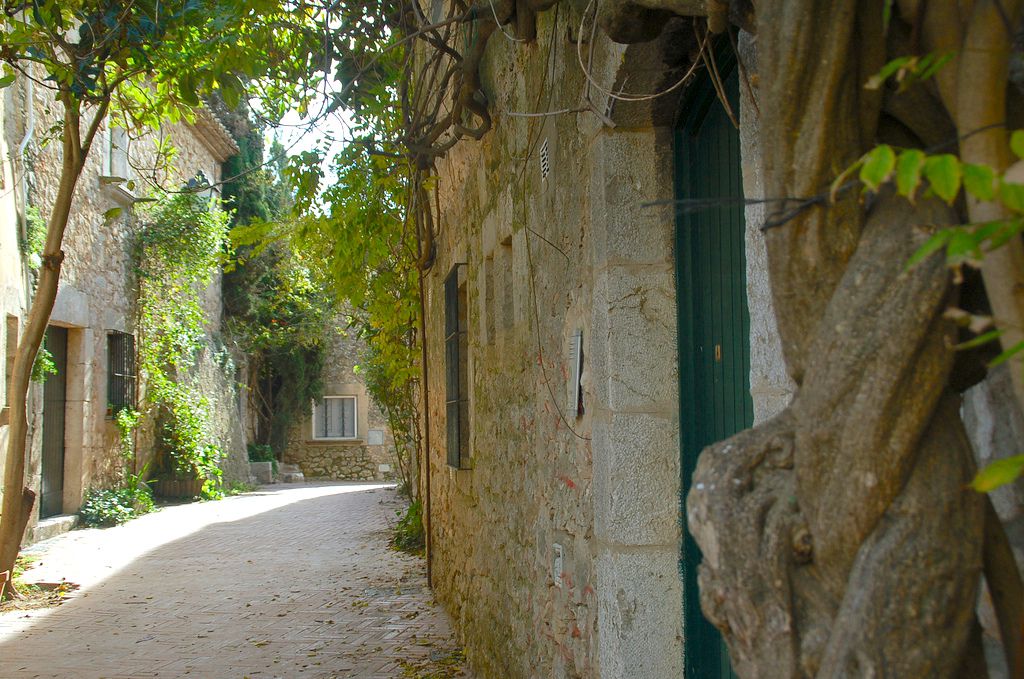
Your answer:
[0,483,471,679]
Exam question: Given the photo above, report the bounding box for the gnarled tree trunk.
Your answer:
[687,2,1023,676]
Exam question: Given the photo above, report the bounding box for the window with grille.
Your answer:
[312,396,357,440]
[445,264,469,469]
[107,331,136,417]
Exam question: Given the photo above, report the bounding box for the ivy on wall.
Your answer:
[134,192,230,499]
[221,115,332,456]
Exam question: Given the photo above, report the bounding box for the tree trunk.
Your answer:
[0,100,98,595]
[687,2,1022,676]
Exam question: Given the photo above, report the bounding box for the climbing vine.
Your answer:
[134,192,230,499]
[221,114,332,456]
[288,115,422,499]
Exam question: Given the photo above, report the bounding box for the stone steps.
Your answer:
[27,514,79,545]
[278,463,305,484]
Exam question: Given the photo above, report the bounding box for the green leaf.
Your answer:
[1011,130,1024,160]
[104,207,123,221]
[989,339,1024,368]
[178,73,200,107]
[984,219,1023,250]
[924,154,962,203]
[0,74,15,89]
[217,72,244,109]
[859,145,896,191]
[895,149,925,199]
[954,328,1002,351]
[1000,180,1024,213]
[962,163,996,201]
[971,454,1024,493]
[865,56,913,90]
[946,228,980,263]
[918,52,954,81]
[906,229,953,269]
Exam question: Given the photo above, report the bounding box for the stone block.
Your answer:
[591,267,678,413]
[481,210,498,257]
[964,364,1024,523]
[50,284,90,327]
[595,547,683,679]
[592,412,680,546]
[589,131,675,268]
[250,461,274,484]
[27,513,78,544]
[511,229,529,326]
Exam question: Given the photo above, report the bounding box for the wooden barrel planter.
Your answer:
[152,475,204,499]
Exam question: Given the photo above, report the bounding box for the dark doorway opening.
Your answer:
[40,325,68,519]
[675,55,751,679]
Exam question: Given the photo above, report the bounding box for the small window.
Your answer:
[109,127,130,180]
[312,396,357,440]
[107,331,136,417]
[445,264,469,469]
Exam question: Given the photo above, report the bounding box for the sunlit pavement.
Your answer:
[0,483,470,678]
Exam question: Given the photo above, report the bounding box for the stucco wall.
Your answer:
[284,327,396,481]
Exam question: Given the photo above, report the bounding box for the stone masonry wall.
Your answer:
[0,72,247,540]
[284,326,396,482]
[421,16,801,679]
[419,16,700,678]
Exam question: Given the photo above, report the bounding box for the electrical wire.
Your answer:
[488,0,529,43]
[575,0,709,103]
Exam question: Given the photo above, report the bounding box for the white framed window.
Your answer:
[101,126,130,181]
[312,396,357,440]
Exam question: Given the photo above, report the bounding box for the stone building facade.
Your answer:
[0,76,249,543]
[418,9,1022,679]
[283,326,396,482]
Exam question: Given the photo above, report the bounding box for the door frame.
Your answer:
[675,48,749,679]
[39,325,69,519]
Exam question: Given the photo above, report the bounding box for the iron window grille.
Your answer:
[107,331,136,417]
[312,396,358,440]
[444,264,469,469]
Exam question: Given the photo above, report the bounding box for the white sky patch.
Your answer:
[263,86,357,196]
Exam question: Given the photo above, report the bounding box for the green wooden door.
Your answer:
[675,61,752,679]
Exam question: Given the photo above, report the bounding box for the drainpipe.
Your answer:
[16,77,34,160]
[419,267,433,587]
[16,75,35,240]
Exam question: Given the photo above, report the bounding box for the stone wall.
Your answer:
[417,12,805,678]
[418,17,713,678]
[284,326,396,482]
[0,72,247,541]
[419,17,1021,679]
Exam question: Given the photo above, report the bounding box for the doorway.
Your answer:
[39,325,68,519]
[675,57,752,678]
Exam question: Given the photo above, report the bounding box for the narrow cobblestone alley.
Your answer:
[0,483,471,679]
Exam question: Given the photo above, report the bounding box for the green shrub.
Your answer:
[30,345,57,384]
[79,483,155,528]
[225,480,258,496]
[247,443,278,475]
[391,500,424,554]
